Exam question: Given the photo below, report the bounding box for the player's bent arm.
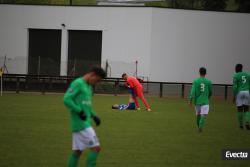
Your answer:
[63,82,81,113]
[82,104,98,120]
[87,107,100,126]
[90,109,101,126]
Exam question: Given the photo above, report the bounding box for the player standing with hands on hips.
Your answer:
[64,67,106,167]
[189,67,212,132]
[122,73,151,111]
[233,64,250,130]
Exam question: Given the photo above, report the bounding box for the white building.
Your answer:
[0,4,250,84]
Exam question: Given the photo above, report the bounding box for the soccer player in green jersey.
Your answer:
[64,67,106,167]
[233,64,250,130]
[189,67,212,132]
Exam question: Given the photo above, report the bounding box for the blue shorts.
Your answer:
[128,88,135,96]
[118,103,136,110]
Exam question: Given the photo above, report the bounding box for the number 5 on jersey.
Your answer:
[242,76,247,84]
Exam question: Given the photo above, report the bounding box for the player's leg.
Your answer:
[141,96,151,111]
[87,146,101,167]
[198,105,209,132]
[237,106,244,129]
[236,92,244,129]
[136,88,151,111]
[199,114,206,131]
[84,127,101,167]
[132,95,140,110]
[195,106,201,128]
[244,105,250,130]
[68,150,81,167]
[196,115,201,128]
[128,88,139,110]
[243,91,250,130]
[69,132,85,167]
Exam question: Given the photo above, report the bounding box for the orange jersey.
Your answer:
[127,76,142,89]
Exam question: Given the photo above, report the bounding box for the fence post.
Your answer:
[49,77,53,92]
[159,83,163,98]
[41,78,46,95]
[25,76,29,91]
[0,74,2,96]
[114,79,119,96]
[224,85,228,100]
[16,77,20,94]
[181,83,185,98]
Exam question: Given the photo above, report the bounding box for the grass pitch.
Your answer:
[0,93,249,167]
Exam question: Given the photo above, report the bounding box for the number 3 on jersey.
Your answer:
[200,83,205,92]
[242,76,247,84]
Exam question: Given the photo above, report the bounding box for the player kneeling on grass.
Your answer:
[63,67,106,167]
[189,67,212,132]
[122,73,151,111]
[233,64,250,130]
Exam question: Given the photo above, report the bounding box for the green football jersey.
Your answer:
[63,78,96,132]
[233,72,250,96]
[189,77,212,105]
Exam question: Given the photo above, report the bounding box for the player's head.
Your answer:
[112,104,119,109]
[199,67,207,77]
[235,64,243,73]
[84,67,106,85]
[122,73,128,80]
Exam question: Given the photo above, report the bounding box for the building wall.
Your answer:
[0,5,250,84]
[150,8,250,84]
[0,5,152,77]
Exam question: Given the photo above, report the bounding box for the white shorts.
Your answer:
[236,91,250,107]
[195,105,209,115]
[72,127,100,151]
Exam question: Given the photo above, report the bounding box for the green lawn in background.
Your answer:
[0,93,249,167]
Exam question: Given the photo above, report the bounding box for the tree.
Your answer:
[201,0,228,11]
[169,0,202,9]
[235,0,250,12]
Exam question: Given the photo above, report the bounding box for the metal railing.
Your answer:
[1,74,233,100]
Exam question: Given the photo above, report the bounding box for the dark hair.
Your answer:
[122,73,127,78]
[90,67,106,78]
[199,67,207,76]
[235,64,243,73]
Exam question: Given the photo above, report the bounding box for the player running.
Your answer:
[233,64,250,130]
[64,67,106,167]
[122,73,151,111]
[189,67,212,132]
